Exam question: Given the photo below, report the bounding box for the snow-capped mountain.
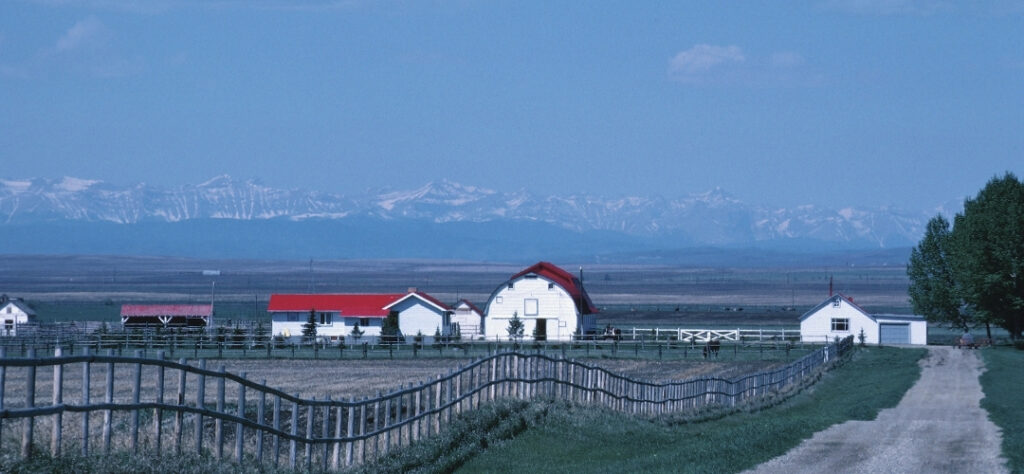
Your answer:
[0,175,942,249]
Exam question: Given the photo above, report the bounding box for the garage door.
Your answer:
[879,323,910,344]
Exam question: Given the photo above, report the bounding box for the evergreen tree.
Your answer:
[350,323,364,342]
[381,311,401,344]
[302,309,318,345]
[506,311,524,341]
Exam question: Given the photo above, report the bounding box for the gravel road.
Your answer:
[745,346,1007,474]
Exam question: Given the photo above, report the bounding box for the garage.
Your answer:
[879,323,910,344]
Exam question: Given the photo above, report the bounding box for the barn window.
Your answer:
[832,299,841,308]
[831,318,849,331]
[508,283,514,289]
[548,283,554,290]
[496,296,503,304]
[524,299,539,316]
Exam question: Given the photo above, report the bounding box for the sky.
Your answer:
[1,0,1022,211]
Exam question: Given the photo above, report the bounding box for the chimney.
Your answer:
[407,287,418,293]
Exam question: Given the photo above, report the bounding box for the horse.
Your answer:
[702,338,721,359]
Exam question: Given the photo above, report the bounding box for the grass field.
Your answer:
[452,346,925,474]
[980,348,1024,473]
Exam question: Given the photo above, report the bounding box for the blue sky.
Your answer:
[1,0,1021,210]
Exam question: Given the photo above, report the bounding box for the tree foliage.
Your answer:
[381,311,402,344]
[507,311,524,340]
[302,309,318,344]
[909,173,1024,339]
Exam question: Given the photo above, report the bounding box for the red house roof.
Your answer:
[384,291,452,312]
[509,262,599,314]
[267,294,404,318]
[120,304,213,317]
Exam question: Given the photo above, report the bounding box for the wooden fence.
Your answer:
[0,336,853,471]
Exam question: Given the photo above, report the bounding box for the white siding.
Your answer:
[271,312,382,341]
[800,299,878,344]
[484,276,581,341]
[451,304,483,336]
[1,302,33,337]
[391,299,449,338]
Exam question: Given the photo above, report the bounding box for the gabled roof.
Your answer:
[267,294,404,317]
[799,294,923,322]
[121,304,213,318]
[508,261,598,314]
[383,291,452,313]
[0,298,36,316]
[454,299,483,315]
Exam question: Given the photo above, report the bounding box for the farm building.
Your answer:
[483,262,598,341]
[268,290,453,342]
[120,304,213,328]
[452,299,485,337]
[800,294,927,345]
[0,295,36,336]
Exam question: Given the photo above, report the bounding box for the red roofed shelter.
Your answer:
[483,262,598,341]
[120,304,213,328]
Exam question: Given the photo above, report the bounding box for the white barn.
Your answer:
[268,291,452,343]
[1,295,36,336]
[483,262,598,341]
[800,294,927,345]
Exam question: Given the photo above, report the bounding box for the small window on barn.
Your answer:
[496,296,503,304]
[548,283,554,290]
[524,299,539,316]
[525,274,538,279]
[508,283,514,289]
[832,298,841,308]
[831,318,849,331]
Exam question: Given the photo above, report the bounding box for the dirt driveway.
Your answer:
[746,346,1007,474]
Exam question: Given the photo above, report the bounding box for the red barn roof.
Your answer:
[267,294,404,318]
[509,262,598,314]
[120,304,213,317]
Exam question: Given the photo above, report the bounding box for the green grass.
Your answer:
[454,346,925,474]
[980,348,1024,473]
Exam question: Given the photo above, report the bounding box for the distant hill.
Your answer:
[0,176,951,263]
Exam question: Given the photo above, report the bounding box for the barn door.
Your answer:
[535,318,547,341]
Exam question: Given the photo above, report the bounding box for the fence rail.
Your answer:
[0,336,853,470]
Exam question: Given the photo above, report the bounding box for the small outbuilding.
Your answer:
[121,304,214,328]
[800,294,927,345]
[483,262,598,341]
[451,299,485,337]
[1,295,36,336]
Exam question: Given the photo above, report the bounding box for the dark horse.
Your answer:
[702,338,721,359]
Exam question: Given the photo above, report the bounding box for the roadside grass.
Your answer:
[454,346,925,474]
[980,348,1024,473]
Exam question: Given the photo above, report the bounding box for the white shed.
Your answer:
[452,299,485,337]
[383,291,453,339]
[800,294,927,345]
[0,295,35,336]
[483,262,598,341]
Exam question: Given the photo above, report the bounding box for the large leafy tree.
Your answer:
[949,173,1024,339]
[907,215,972,330]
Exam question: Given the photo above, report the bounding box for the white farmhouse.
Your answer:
[0,295,36,336]
[268,291,452,342]
[483,262,598,341]
[800,294,927,345]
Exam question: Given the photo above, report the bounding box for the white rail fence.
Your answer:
[0,336,853,471]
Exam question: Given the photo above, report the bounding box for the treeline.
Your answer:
[908,172,1024,339]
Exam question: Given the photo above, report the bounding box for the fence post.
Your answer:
[131,350,142,453]
[103,349,114,455]
[272,395,281,467]
[289,399,299,470]
[195,359,207,456]
[383,394,391,454]
[332,401,343,471]
[80,347,90,456]
[359,396,368,464]
[305,397,315,473]
[174,358,187,455]
[22,348,36,459]
[154,350,165,456]
[215,366,226,460]
[50,347,64,457]
[256,380,267,465]
[322,396,331,472]
[345,397,355,467]
[235,371,247,463]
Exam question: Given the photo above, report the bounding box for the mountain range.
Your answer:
[0,176,955,263]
